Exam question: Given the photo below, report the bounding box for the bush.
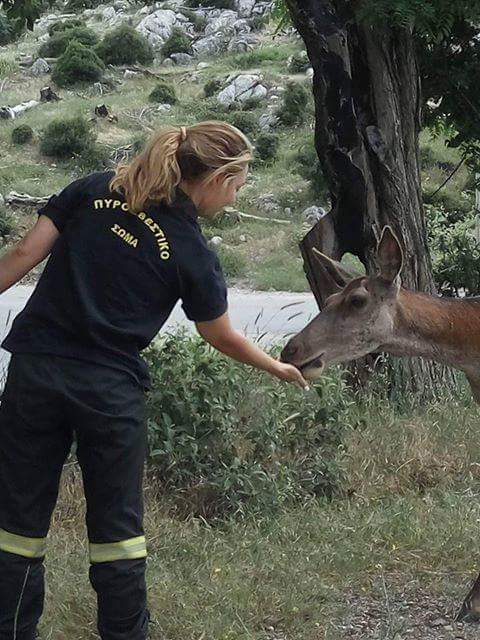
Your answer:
[215,243,247,280]
[39,26,98,58]
[0,206,14,238]
[76,143,110,172]
[161,26,192,58]
[276,81,309,127]
[65,0,104,9]
[48,18,83,36]
[52,40,104,87]
[224,111,258,136]
[288,50,310,73]
[148,82,177,105]
[254,132,280,165]
[144,331,349,519]
[204,78,222,98]
[426,205,480,296]
[293,143,328,198]
[40,115,95,159]
[180,8,207,32]
[185,0,234,8]
[0,12,12,45]
[11,125,33,145]
[250,13,269,31]
[95,24,154,66]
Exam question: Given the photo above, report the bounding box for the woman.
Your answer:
[0,120,307,640]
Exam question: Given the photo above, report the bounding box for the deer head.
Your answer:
[280,227,403,379]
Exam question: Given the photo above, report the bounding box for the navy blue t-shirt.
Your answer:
[1,171,228,390]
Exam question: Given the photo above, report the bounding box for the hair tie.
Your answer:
[179,126,187,142]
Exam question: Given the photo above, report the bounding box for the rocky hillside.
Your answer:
[0,0,328,291]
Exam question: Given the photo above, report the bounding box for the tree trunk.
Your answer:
[287,0,454,399]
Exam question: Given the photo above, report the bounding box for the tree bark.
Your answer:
[287,0,454,398]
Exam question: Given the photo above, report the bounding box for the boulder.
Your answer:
[170,52,194,66]
[235,0,256,18]
[227,33,258,53]
[136,9,177,49]
[302,205,327,226]
[30,58,50,77]
[192,34,229,57]
[209,236,223,247]
[258,111,279,132]
[217,74,267,107]
[204,10,238,37]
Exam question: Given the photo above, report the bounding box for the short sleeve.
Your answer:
[37,176,88,232]
[179,247,228,322]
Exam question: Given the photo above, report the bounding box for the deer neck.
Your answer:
[383,289,480,375]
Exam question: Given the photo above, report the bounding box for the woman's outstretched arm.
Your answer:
[196,311,309,389]
[0,215,59,294]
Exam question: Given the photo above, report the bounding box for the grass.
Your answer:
[40,385,480,639]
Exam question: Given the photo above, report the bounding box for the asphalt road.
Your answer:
[0,284,319,380]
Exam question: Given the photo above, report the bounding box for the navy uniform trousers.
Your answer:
[0,353,150,640]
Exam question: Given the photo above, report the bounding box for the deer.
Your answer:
[280,225,480,622]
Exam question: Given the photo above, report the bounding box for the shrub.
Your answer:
[251,14,269,31]
[95,24,154,66]
[39,26,98,58]
[148,82,177,105]
[288,50,310,73]
[224,110,258,136]
[76,143,110,172]
[0,206,14,238]
[215,243,247,280]
[276,81,309,126]
[48,18,83,36]
[65,0,104,9]
[254,132,280,164]
[0,12,12,45]
[40,115,95,159]
[185,0,234,8]
[161,26,192,58]
[204,78,222,98]
[426,205,480,296]
[180,8,207,32]
[52,40,104,87]
[144,331,349,519]
[11,125,33,145]
[293,144,328,198]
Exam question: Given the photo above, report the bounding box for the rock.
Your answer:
[30,58,50,77]
[93,82,104,95]
[284,207,292,216]
[136,9,177,49]
[204,10,238,37]
[113,0,130,10]
[192,34,229,57]
[156,104,172,113]
[170,52,194,66]
[209,236,223,247]
[239,234,247,242]
[235,0,256,18]
[302,205,327,226]
[197,62,210,69]
[306,67,314,79]
[232,18,251,34]
[124,69,138,79]
[256,193,281,215]
[258,111,279,132]
[227,33,258,53]
[217,74,267,107]
[160,58,174,67]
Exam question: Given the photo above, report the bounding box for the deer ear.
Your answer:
[377,226,403,283]
[311,247,359,289]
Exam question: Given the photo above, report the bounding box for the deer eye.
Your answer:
[349,295,368,309]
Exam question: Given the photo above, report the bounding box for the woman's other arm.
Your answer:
[196,311,309,389]
[0,215,59,294]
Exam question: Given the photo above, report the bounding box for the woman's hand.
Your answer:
[270,360,310,390]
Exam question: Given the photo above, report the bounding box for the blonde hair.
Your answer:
[109,120,254,212]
